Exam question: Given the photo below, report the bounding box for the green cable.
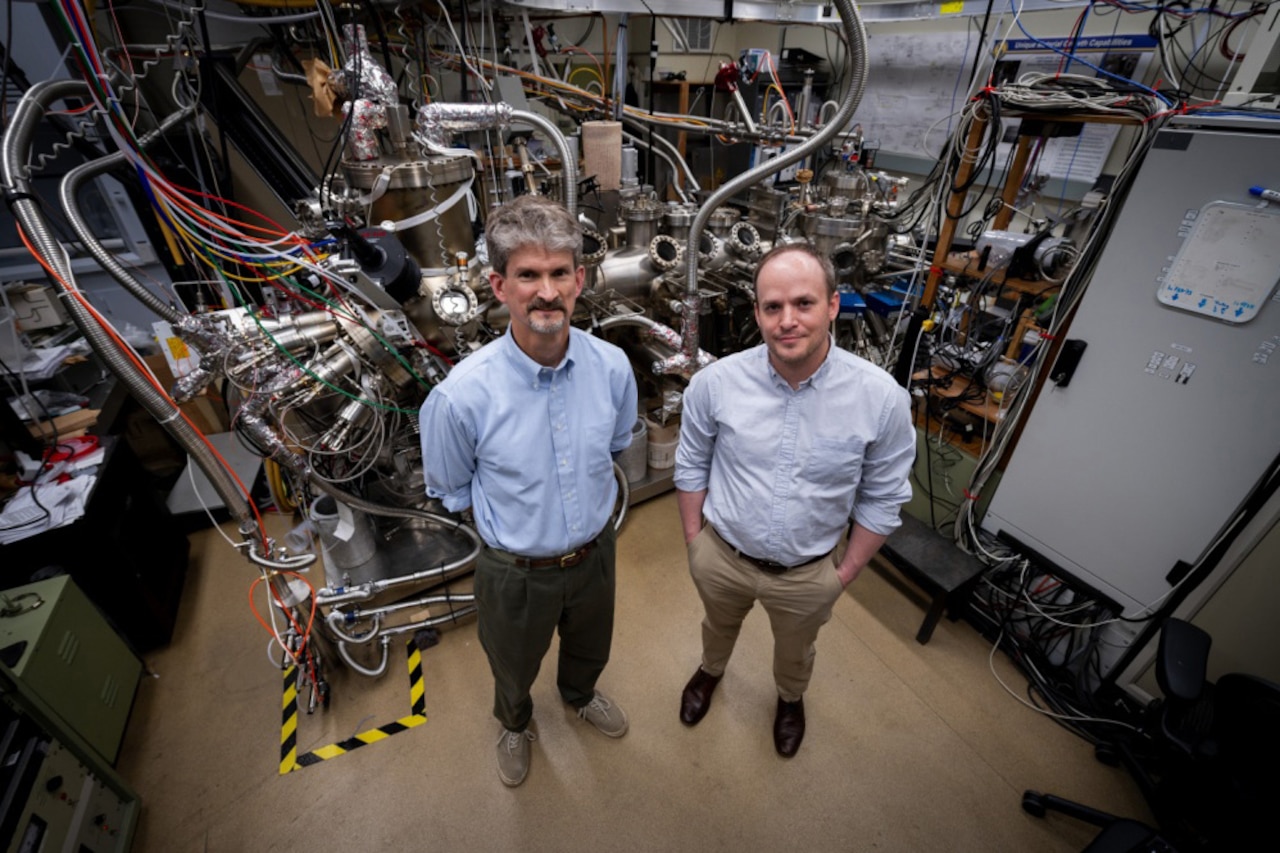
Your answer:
[200,254,432,415]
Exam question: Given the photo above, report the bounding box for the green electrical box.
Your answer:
[0,575,143,765]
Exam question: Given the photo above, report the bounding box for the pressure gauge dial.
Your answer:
[431,284,479,326]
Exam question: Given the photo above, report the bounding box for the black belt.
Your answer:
[712,527,830,574]
[507,538,598,569]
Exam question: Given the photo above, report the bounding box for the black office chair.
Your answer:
[1022,618,1280,852]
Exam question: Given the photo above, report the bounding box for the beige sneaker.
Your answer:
[496,727,536,787]
[577,690,629,738]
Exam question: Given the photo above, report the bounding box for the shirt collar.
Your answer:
[761,334,836,391]
[501,326,576,385]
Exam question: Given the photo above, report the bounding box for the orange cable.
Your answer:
[16,223,269,549]
[248,571,319,685]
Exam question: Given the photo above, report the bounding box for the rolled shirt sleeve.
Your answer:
[673,369,715,493]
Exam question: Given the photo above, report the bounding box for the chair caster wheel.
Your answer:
[1022,790,1047,818]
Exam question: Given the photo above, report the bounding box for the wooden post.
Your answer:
[1006,308,1037,360]
[923,103,991,309]
[993,135,1036,231]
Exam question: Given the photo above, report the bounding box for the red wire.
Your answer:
[1056,7,1090,75]
[249,571,320,688]
[415,340,455,366]
[149,176,302,242]
[16,222,270,552]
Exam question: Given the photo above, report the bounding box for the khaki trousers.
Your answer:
[687,525,844,702]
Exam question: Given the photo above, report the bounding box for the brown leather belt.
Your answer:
[511,538,598,569]
[712,526,829,574]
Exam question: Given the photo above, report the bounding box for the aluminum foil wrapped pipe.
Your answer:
[172,315,237,401]
[175,316,230,360]
[171,365,218,404]
[341,24,398,106]
[339,24,398,161]
[596,313,714,377]
[597,312,683,351]
[679,0,869,368]
[656,346,716,377]
[415,102,513,149]
[240,408,307,470]
[235,367,313,473]
[345,99,388,161]
[2,80,254,524]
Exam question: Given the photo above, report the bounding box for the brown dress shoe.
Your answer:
[679,668,722,726]
[774,697,805,757]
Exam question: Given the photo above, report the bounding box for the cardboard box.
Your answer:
[123,407,185,477]
[180,396,229,435]
[27,408,100,441]
[143,353,177,394]
[4,283,69,331]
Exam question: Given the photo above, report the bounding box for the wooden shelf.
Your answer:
[1005,110,1145,127]
[921,103,1129,310]
[940,253,1061,299]
[913,366,1007,426]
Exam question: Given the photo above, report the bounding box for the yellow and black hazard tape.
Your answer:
[280,641,428,774]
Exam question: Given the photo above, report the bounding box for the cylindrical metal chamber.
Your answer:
[343,155,475,271]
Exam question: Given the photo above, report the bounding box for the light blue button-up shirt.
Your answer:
[674,342,915,566]
[419,326,638,557]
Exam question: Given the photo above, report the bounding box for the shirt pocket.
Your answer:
[804,435,866,488]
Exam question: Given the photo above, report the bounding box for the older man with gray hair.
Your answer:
[420,194,638,787]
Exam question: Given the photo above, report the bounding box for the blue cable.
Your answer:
[1190,109,1280,120]
[1055,134,1085,217]
[1008,0,1174,106]
[134,163,176,234]
[1063,3,1091,75]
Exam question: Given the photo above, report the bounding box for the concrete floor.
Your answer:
[115,491,1152,852]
